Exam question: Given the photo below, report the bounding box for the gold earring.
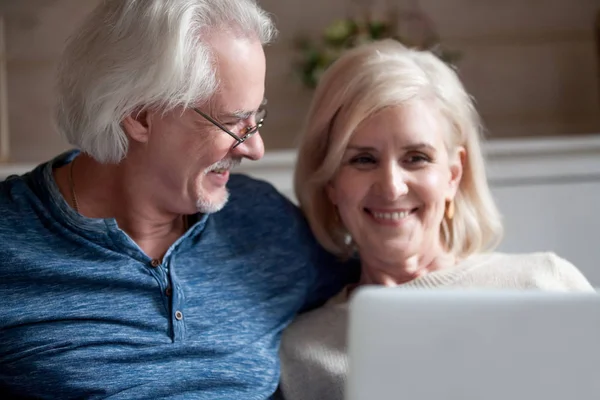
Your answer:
[445,199,455,220]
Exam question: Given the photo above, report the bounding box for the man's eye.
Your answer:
[223,120,241,128]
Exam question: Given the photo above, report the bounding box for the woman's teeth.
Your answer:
[371,210,410,220]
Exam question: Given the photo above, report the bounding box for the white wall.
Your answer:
[486,137,600,286]
[2,135,600,286]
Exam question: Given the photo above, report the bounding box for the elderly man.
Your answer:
[0,0,355,398]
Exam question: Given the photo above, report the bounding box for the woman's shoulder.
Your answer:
[282,299,349,348]
[279,299,350,400]
[280,293,350,369]
[466,252,595,292]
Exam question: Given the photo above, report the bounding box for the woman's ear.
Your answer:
[447,146,465,198]
[326,182,338,206]
[122,109,151,144]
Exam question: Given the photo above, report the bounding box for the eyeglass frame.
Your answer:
[192,102,267,148]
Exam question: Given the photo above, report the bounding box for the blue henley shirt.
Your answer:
[0,151,355,399]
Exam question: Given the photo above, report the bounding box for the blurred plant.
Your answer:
[294,4,461,88]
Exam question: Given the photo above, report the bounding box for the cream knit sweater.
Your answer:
[278,252,595,400]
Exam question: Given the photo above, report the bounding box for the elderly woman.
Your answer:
[278,40,594,400]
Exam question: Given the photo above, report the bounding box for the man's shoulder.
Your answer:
[220,173,358,308]
[215,173,309,241]
[224,173,299,219]
[0,174,49,267]
[0,173,35,223]
[227,173,287,199]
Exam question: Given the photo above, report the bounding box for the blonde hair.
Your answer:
[295,39,503,259]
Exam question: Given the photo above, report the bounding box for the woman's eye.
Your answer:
[350,155,376,165]
[405,153,430,164]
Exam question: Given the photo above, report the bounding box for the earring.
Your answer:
[445,199,455,220]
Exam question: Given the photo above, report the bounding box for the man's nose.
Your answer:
[231,132,265,161]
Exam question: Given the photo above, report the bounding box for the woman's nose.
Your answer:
[375,164,409,200]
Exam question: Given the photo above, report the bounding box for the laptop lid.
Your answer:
[346,287,600,400]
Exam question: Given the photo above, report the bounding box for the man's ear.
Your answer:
[122,109,151,144]
[447,146,465,198]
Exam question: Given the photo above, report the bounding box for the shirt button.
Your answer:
[150,259,161,268]
[165,287,172,297]
[175,311,183,320]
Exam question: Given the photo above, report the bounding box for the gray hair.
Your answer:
[56,0,276,163]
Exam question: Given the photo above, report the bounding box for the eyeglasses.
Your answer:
[193,100,267,148]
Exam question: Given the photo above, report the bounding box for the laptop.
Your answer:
[346,287,600,400]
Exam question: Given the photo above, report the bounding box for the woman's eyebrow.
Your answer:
[402,143,436,152]
[346,145,378,152]
[345,142,436,152]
